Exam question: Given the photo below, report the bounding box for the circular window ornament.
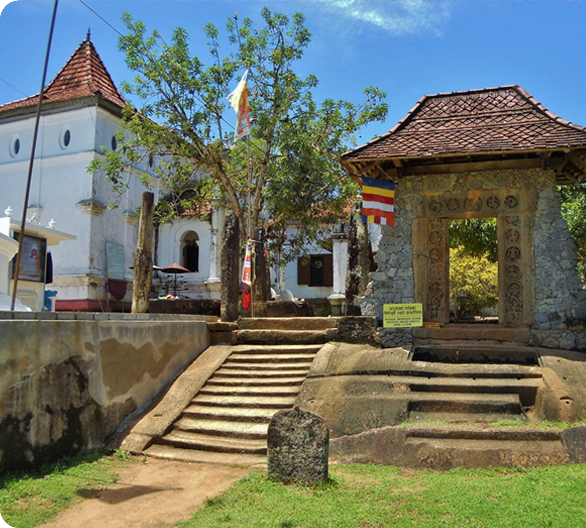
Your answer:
[59,127,71,150]
[9,135,21,158]
[111,135,118,150]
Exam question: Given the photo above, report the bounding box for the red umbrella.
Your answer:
[161,263,191,296]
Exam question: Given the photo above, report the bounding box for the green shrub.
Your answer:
[449,247,498,319]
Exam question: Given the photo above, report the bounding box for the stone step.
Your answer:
[396,364,542,380]
[411,345,539,366]
[408,392,523,415]
[199,385,300,397]
[227,353,317,363]
[239,317,339,331]
[403,436,569,468]
[207,376,306,387]
[405,424,560,442]
[155,432,267,455]
[407,411,528,423]
[193,393,296,408]
[174,417,268,438]
[230,344,323,354]
[405,376,540,406]
[219,363,313,373]
[145,444,266,466]
[412,324,530,343]
[237,329,331,345]
[183,404,277,423]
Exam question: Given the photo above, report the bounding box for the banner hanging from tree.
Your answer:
[227,69,251,140]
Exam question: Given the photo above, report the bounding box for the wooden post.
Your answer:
[132,192,154,314]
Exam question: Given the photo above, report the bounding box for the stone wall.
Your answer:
[0,313,210,472]
[358,168,586,350]
[532,180,586,350]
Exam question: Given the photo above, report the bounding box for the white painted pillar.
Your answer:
[328,225,348,315]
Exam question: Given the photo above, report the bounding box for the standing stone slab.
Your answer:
[267,408,329,485]
[561,425,586,463]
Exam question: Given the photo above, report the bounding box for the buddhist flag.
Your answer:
[227,69,251,140]
[361,175,395,225]
[240,240,253,311]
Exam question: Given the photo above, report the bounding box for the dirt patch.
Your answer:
[42,457,250,528]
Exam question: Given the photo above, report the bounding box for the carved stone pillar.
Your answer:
[498,214,534,326]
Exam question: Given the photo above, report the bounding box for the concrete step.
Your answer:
[407,411,528,423]
[174,417,268,438]
[193,393,296,408]
[227,353,317,363]
[207,376,306,386]
[183,404,277,423]
[237,329,330,345]
[199,385,300,397]
[408,392,523,415]
[219,363,313,373]
[239,317,339,331]
[144,444,266,465]
[157,432,267,455]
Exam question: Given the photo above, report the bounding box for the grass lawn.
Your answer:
[180,463,586,528]
[0,448,136,528]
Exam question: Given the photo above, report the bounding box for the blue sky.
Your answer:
[1,0,586,145]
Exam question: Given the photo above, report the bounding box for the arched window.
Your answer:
[182,231,199,272]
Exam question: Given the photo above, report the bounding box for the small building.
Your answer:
[341,85,586,350]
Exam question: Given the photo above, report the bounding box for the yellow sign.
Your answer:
[383,303,423,328]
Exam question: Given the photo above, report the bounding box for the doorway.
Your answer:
[449,218,498,323]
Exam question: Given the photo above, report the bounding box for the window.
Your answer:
[59,127,71,150]
[182,231,199,272]
[297,253,333,287]
[9,135,20,158]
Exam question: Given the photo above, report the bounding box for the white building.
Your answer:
[0,36,343,312]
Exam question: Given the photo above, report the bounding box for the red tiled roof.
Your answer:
[342,85,586,161]
[0,37,126,114]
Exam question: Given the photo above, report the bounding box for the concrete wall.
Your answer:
[0,313,210,471]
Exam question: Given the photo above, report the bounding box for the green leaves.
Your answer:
[90,7,388,263]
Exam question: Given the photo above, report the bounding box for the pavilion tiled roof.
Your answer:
[342,85,586,161]
[0,36,126,114]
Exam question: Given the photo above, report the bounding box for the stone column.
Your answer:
[205,200,226,299]
[131,192,154,314]
[220,213,240,322]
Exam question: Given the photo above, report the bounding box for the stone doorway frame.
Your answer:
[413,187,537,326]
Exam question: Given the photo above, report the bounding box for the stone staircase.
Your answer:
[144,317,336,464]
[406,343,541,424]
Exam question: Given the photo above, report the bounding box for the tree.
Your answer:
[89,8,388,261]
[559,183,586,283]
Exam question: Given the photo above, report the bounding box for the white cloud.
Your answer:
[310,0,451,36]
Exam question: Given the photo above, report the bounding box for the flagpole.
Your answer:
[11,0,59,311]
[247,135,255,318]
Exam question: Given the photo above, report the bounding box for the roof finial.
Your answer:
[86,28,91,42]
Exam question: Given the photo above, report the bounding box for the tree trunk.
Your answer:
[252,226,269,317]
[221,213,240,322]
[132,192,154,314]
[346,199,370,315]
